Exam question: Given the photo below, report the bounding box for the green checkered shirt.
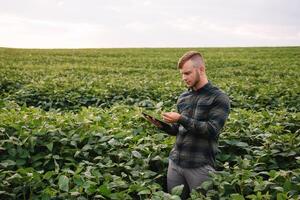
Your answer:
[163,81,230,168]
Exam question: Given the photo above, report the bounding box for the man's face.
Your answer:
[180,60,200,88]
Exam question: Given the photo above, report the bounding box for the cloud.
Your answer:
[143,0,152,6]
[57,1,64,7]
[124,21,155,32]
[0,14,111,48]
[233,24,300,40]
[167,16,300,42]
[0,0,299,47]
[105,6,122,13]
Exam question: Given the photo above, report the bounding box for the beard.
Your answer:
[189,70,201,89]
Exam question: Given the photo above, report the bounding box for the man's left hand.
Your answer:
[162,112,181,123]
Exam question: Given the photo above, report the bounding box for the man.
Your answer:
[161,51,230,199]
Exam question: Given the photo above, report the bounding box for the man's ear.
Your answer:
[199,65,205,73]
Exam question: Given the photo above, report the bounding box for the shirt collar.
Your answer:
[189,81,212,93]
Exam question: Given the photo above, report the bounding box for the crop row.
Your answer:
[0,47,299,199]
[0,101,299,199]
[1,48,299,112]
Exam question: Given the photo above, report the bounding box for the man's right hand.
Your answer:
[162,112,181,123]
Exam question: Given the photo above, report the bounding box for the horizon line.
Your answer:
[1,45,300,50]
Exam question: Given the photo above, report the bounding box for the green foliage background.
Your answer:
[0,47,299,199]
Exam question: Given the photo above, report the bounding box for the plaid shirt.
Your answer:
[163,81,230,168]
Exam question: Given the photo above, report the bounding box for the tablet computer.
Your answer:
[142,112,171,129]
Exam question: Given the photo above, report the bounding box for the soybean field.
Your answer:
[0,47,299,199]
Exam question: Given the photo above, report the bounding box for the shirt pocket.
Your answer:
[177,103,191,114]
[195,98,214,120]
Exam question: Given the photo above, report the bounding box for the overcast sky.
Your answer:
[0,0,299,48]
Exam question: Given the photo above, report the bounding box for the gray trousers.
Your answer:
[167,159,215,200]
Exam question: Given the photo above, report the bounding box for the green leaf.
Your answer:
[73,175,84,186]
[170,195,181,200]
[43,171,54,180]
[8,148,17,157]
[94,195,105,199]
[6,173,22,180]
[230,194,245,200]
[277,193,288,200]
[132,150,142,158]
[41,193,51,200]
[58,175,69,192]
[82,144,92,151]
[200,180,213,190]
[283,180,292,191]
[54,159,60,173]
[46,142,53,152]
[138,189,151,195]
[16,159,26,166]
[70,192,80,196]
[18,148,29,158]
[77,196,88,200]
[42,186,58,197]
[273,186,284,192]
[225,139,249,148]
[171,184,184,196]
[98,184,111,197]
[0,159,16,167]
[155,101,164,108]
[108,138,119,146]
[32,154,45,162]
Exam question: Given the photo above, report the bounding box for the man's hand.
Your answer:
[162,112,181,123]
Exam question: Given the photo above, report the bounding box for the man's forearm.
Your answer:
[161,123,179,136]
[178,114,226,139]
